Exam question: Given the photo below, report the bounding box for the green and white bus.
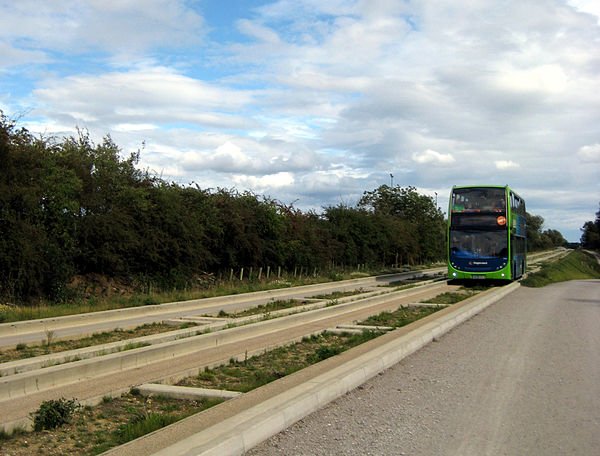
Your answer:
[448,185,526,280]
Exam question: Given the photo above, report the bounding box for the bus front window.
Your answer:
[450,230,508,259]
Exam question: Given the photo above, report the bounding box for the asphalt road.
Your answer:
[247,279,600,456]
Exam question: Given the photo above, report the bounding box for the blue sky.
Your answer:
[1,0,599,242]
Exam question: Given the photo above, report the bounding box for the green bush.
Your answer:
[31,397,80,431]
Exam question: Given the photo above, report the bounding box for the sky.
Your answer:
[1,0,599,242]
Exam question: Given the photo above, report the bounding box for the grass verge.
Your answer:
[521,250,600,287]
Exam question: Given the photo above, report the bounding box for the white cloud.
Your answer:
[568,0,600,22]
[0,0,205,60]
[113,123,158,132]
[412,149,455,165]
[494,160,520,170]
[493,64,569,95]
[233,172,294,190]
[577,143,600,162]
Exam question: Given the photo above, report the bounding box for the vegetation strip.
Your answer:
[0,322,197,366]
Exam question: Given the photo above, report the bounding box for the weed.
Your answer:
[15,343,26,350]
[114,413,180,444]
[307,345,342,362]
[44,329,56,346]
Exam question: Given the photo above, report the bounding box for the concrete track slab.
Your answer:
[0,282,451,430]
[97,282,519,456]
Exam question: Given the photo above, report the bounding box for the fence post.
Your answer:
[258,267,262,280]
[229,269,233,281]
[278,266,281,278]
[266,266,270,279]
[240,268,244,281]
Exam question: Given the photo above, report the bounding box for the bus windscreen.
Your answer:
[452,187,506,213]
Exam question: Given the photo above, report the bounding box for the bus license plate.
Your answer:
[471,275,485,279]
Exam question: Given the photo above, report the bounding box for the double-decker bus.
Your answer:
[447,185,526,280]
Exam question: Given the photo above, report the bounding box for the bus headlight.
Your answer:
[452,272,457,277]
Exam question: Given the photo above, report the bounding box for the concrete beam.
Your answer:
[135,384,241,400]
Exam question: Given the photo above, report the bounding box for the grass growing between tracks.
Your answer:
[359,305,445,327]
[0,322,196,364]
[309,288,369,300]
[0,393,224,456]
[177,332,380,392]
[521,250,600,287]
[214,299,311,318]
[179,304,445,393]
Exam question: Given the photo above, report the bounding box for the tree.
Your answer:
[358,185,446,262]
[581,203,600,250]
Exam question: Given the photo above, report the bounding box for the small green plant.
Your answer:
[44,329,55,346]
[308,345,342,362]
[31,397,80,431]
[114,413,180,444]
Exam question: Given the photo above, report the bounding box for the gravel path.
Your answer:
[247,280,600,456]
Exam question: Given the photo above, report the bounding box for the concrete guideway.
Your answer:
[100,282,520,456]
[0,268,445,348]
[0,281,447,403]
[0,280,451,431]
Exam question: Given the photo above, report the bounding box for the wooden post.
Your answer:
[278,266,281,278]
[240,268,244,281]
[258,267,262,280]
[229,269,233,281]
[266,266,270,279]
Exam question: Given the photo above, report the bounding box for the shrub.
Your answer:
[31,397,80,431]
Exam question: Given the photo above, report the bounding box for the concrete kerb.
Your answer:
[146,281,520,456]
